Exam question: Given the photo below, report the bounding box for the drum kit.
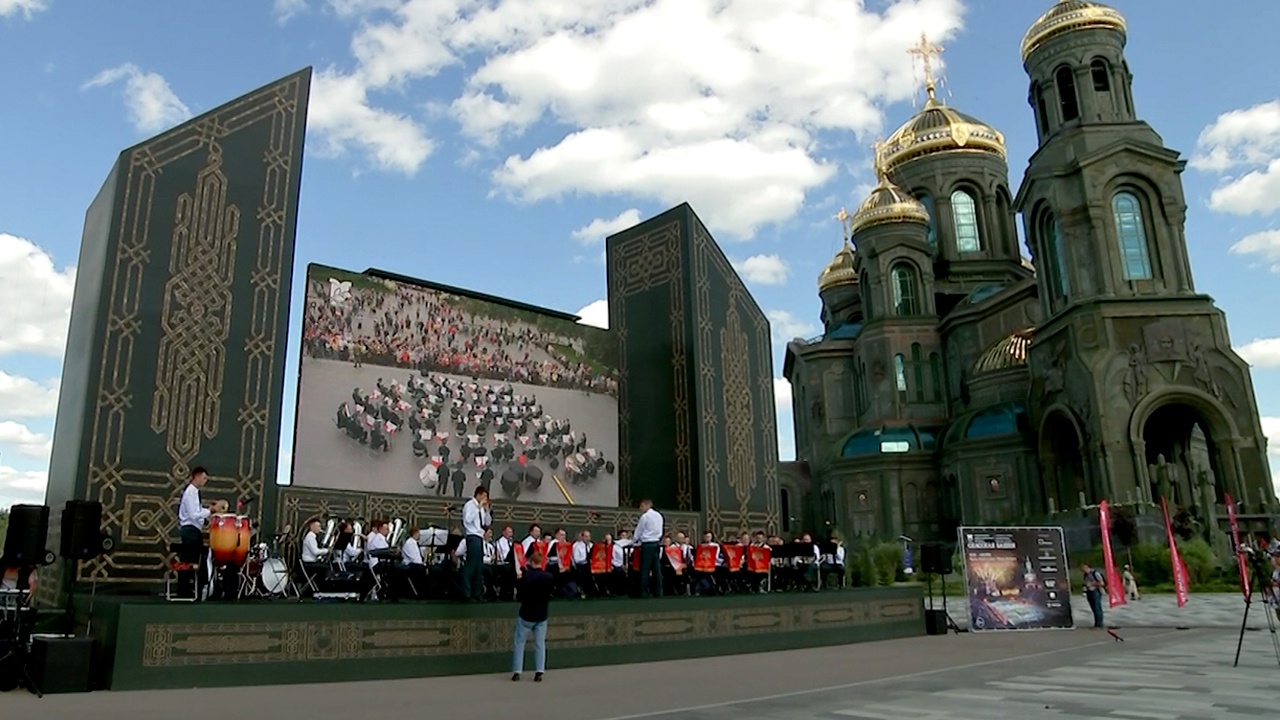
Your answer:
[200,513,296,601]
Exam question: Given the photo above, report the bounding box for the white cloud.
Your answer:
[734,254,790,286]
[0,0,47,19]
[274,0,307,22]
[572,209,641,245]
[316,0,965,233]
[0,421,52,461]
[0,465,46,509]
[308,69,434,175]
[774,378,795,462]
[1236,337,1280,369]
[0,233,76,356]
[575,299,608,329]
[767,309,816,342]
[1192,100,1280,172]
[1193,101,1280,216]
[0,372,59,418]
[1229,229,1280,273]
[82,63,193,134]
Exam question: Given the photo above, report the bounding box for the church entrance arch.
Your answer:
[1133,392,1236,510]
[1039,408,1087,513]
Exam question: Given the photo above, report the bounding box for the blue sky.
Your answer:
[1,0,1278,508]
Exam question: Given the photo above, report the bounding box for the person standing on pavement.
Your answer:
[1081,563,1106,628]
[1122,564,1140,601]
[512,545,554,682]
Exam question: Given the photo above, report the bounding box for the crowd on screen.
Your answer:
[297,516,848,602]
[302,277,617,397]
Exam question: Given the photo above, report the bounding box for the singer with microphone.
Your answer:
[461,486,491,601]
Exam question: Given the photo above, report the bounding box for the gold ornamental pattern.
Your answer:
[139,596,921,667]
[151,144,240,479]
[608,219,694,510]
[720,301,757,517]
[78,72,309,584]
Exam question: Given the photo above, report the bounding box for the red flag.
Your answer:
[1098,500,1128,609]
[1225,492,1251,600]
[1160,497,1191,607]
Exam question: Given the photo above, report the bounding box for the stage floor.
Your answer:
[80,586,923,690]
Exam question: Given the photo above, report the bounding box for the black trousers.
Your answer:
[639,542,662,597]
[177,525,207,598]
[462,536,484,599]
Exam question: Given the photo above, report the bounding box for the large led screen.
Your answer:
[290,264,620,507]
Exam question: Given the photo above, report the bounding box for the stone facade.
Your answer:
[784,2,1276,549]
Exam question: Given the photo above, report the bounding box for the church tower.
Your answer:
[1015,1,1276,520]
[882,35,1032,318]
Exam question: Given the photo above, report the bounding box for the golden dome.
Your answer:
[817,241,858,292]
[1021,1,1127,62]
[849,178,930,237]
[880,99,1007,174]
[972,328,1035,375]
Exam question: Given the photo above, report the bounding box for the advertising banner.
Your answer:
[1098,500,1128,609]
[1224,492,1251,600]
[1160,498,1191,607]
[959,526,1074,632]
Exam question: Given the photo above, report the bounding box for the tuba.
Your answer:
[387,518,405,548]
[320,518,338,549]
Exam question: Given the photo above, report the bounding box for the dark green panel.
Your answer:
[606,207,697,512]
[687,216,780,535]
[89,587,923,690]
[46,69,312,591]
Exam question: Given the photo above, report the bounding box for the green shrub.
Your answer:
[872,542,902,586]
[1177,538,1217,585]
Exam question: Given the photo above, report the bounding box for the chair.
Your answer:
[164,542,202,602]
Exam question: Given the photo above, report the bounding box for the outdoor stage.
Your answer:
[76,586,923,691]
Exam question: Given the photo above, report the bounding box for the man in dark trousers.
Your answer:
[512,545,553,682]
[451,463,467,498]
[1081,563,1106,629]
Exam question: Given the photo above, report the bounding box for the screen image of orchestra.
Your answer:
[289,265,621,507]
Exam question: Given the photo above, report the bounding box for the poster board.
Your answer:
[958,526,1074,631]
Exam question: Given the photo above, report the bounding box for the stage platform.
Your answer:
[76,586,923,691]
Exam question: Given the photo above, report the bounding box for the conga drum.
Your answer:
[233,516,252,566]
[209,514,239,566]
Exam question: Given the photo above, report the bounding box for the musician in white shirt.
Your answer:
[365,520,390,568]
[821,534,846,589]
[461,486,491,601]
[633,499,665,598]
[301,519,328,563]
[494,525,516,600]
[521,524,543,555]
[175,465,225,598]
[545,528,568,573]
[571,530,594,596]
[401,526,427,598]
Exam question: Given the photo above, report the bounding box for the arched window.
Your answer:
[891,264,919,316]
[894,354,908,402]
[1043,212,1070,298]
[917,193,937,247]
[929,352,943,402]
[1056,66,1079,122]
[860,271,872,317]
[1090,59,1111,92]
[911,343,925,403]
[1112,191,1153,280]
[950,190,981,253]
[1033,83,1050,135]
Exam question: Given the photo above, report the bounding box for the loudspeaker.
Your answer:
[27,635,93,694]
[920,542,951,575]
[925,609,948,635]
[60,500,113,560]
[1,504,54,566]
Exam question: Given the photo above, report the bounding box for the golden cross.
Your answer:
[907,32,944,102]
[835,207,852,242]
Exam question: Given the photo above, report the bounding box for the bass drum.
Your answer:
[259,558,290,596]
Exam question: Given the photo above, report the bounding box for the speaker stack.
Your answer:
[1,505,57,569]
[59,501,115,561]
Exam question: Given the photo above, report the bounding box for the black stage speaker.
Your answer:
[925,609,948,636]
[920,543,951,575]
[60,500,114,560]
[1,504,54,566]
[28,636,93,694]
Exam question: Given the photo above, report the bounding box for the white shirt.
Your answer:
[402,537,424,565]
[178,483,210,530]
[572,540,590,565]
[366,531,389,567]
[462,498,491,537]
[302,532,327,563]
[496,536,514,563]
[633,508,664,543]
[546,539,562,567]
[824,545,846,565]
[521,536,538,553]
[483,540,497,565]
[610,543,625,568]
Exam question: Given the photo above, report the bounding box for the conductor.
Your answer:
[461,486,491,600]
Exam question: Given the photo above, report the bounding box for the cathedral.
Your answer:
[781,1,1277,548]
